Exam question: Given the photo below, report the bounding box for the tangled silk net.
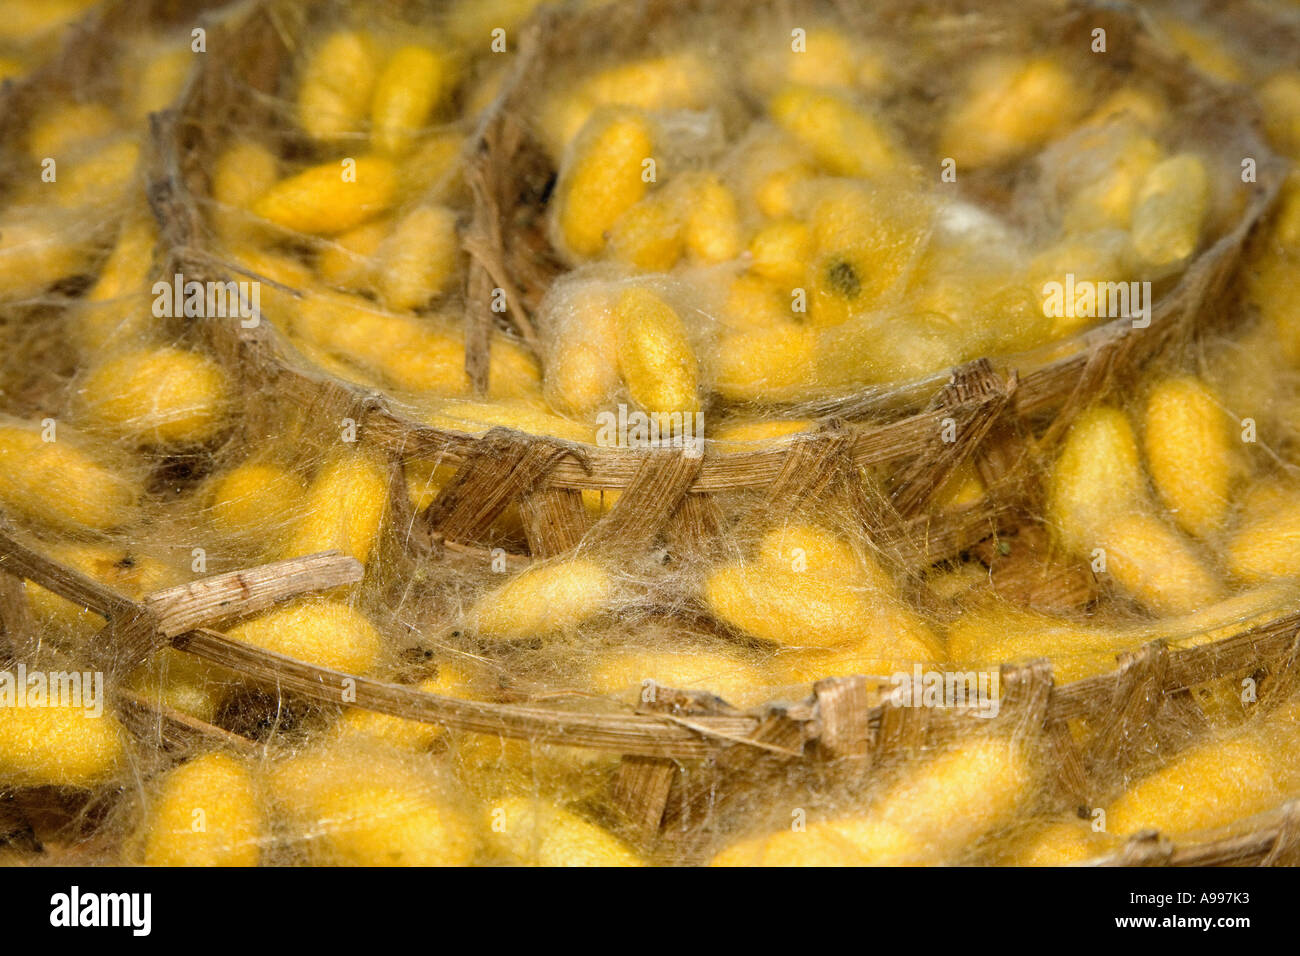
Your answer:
[1,0,1300,867]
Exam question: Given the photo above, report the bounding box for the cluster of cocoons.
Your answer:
[3,0,1300,868]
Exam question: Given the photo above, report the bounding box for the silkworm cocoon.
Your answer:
[705,524,939,657]
[316,219,388,290]
[1107,734,1283,836]
[125,43,192,120]
[554,108,654,259]
[0,214,92,300]
[296,30,378,142]
[1026,232,1134,338]
[211,141,279,239]
[1099,512,1221,615]
[452,736,615,803]
[1158,18,1245,85]
[607,195,682,271]
[1226,485,1300,582]
[139,753,263,866]
[710,418,812,453]
[747,219,813,287]
[1046,406,1147,554]
[0,703,127,788]
[400,130,467,199]
[941,56,1084,168]
[1131,153,1209,271]
[253,156,397,236]
[613,286,698,416]
[371,46,457,154]
[0,422,136,531]
[806,182,930,326]
[374,204,459,309]
[471,559,613,640]
[748,26,862,94]
[127,647,226,725]
[291,291,541,400]
[1249,250,1300,365]
[589,645,769,708]
[426,399,594,444]
[1143,376,1235,538]
[208,461,305,544]
[543,285,620,418]
[1062,134,1162,233]
[0,56,25,82]
[712,737,1033,866]
[1258,71,1300,158]
[337,664,471,749]
[227,599,382,674]
[539,54,716,158]
[51,139,140,209]
[25,543,180,639]
[680,173,742,263]
[270,748,474,866]
[992,820,1117,866]
[947,603,1130,683]
[26,103,118,160]
[722,274,792,329]
[284,448,388,565]
[78,347,230,446]
[746,146,816,220]
[769,85,904,179]
[486,796,641,866]
[74,217,157,353]
[711,322,817,402]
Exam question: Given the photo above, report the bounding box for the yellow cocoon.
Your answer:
[1258,71,1300,158]
[704,523,940,661]
[711,322,817,402]
[336,664,472,750]
[269,748,474,866]
[679,173,743,263]
[554,107,653,259]
[713,736,1034,865]
[226,599,383,674]
[613,286,698,416]
[607,194,683,271]
[941,55,1084,168]
[139,753,263,867]
[0,422,136,531]
[485,796,641,866]
[769,85,905,179]
[947,603,1131,684]
[471,558,613,640]
[127,647,227,726]
[588,644,769,709]
[542,284,620,418]
[371,45,457,155]
[78,347,230,446]
[375,204,459,310]
[26,103,118,160]
[253,156,397,236]
[992,820,1117,866]
[0,703,127,789]
[1106,734,1284,837]
[1226,485,1300,582]
[1046,406,1147,554]
[1099,511,1221,616]
[1143,376,1235,538]
[317,218,389,291]
[290,290,540,400]
[0,214,93,300]
[747,219,813,287]
[283,448,389,565]
[296,30,378,142]
[211,141,279,240]
[75,216,157,353]
[425,399,594,445]
[1131,153,1209,271]
[208,461,306,545]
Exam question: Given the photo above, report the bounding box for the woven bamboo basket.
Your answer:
[1,0,1299,865]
